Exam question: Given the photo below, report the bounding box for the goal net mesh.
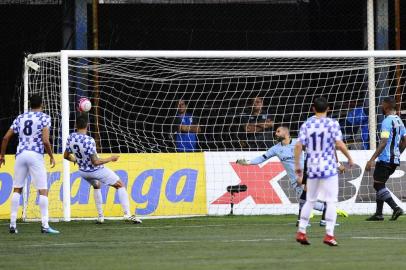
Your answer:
[23,54,406,220]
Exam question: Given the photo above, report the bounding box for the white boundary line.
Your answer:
[352,236,406,240]
[24,238,286,248]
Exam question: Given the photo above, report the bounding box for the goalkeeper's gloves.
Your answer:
[236,158,250,165]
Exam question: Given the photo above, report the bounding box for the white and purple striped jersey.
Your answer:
[11,111,51,156]
[65,132,102,172]
[298,116,343,179]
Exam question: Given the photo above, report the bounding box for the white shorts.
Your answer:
[305,175,338,203]
[79,167,120,186]
[14,151,47,190]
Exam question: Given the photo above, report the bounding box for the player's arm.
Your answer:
[179,124,201,133]
[400,126,406,154]
[335,150,345,174]
[294,141,303,179]
[245,123,258,132]
[42,127,55,168]
[365,123,390,171]
[91,154,119,166]
[335,140,354,168]
[0,129,14,167]
[245,120,273,132]
[400,135,406,154]
[63,150,76,164]
[331,120,353,168]
[236,147,275,165]
[365,139,387,171]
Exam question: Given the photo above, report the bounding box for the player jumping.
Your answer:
[295,97,353,246]
[0,94,59,234]
[64,113,141,224]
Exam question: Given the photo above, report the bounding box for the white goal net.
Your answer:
[22,51,406,221]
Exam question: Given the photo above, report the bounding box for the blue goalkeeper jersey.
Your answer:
[250,138,304,183]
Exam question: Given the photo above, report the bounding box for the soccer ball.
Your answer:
[78,97,92,112]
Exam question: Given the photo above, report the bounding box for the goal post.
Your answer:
[60,51,71,221]
[21,50,406,221]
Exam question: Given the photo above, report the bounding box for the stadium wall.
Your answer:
[0,151,405,219]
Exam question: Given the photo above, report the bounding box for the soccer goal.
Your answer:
[21,50,406,221]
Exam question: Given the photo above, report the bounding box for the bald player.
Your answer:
[237,126,347,225]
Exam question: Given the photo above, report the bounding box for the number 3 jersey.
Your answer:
[11,111,51,156]
[65,132,103,172]
[298,116,343,179]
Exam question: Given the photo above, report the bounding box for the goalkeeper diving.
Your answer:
[236,126,348,226]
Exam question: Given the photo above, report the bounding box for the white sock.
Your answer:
[325,202,337,236]
[93,189,104,217]
[39,195,49,228]
[313,201,325,212]
[117,187,131,216]
[298,200,315,233]
[10,192,21,227]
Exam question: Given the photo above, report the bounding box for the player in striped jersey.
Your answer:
[295,97,353,246]
[0,94,59,234]
[365,97,406,221]
[64,114,141,224]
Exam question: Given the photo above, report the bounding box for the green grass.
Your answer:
[1,215,406,270]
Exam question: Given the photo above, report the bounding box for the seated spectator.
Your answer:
[174,100,201,152]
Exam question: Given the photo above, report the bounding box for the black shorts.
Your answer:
[373,161,398,183]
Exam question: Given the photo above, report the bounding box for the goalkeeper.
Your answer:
[236,126,348,226]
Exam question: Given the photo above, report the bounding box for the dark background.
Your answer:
[1,0,405,152]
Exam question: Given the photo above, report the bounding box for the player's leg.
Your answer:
[93,187,104,224]
[96,168,142,223]
[110,180,141,223]
[296,179,321,245]
[318,175,339,246]
[298,188,325,226]
[86,179,104,223]
[319,201,327,226]
[367,162,403,221]
[111,180,130,215]
[297,189,306,226]
[382,164,403,220]
[30,152,59,234]
[297,167,308,226]
[319,202,348,226]
[10,153,29,233]
[298,180,319,230]
[297,166,324,225]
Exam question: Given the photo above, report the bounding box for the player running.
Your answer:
[0,94,59,234]
[365,97,406,221]
[295,97,353,246]
[236,126,348,226]
[64,113,141,224]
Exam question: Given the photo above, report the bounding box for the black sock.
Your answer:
[298,191,306,220]
[300,190,306,201]
[321,202,327,220]
[385,197,399,210]
[376,199,384,215]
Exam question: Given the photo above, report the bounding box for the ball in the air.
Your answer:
[78,97,92,112]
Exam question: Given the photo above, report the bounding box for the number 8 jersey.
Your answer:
[65,132,103,172]
[298,116,343,179]
[11,111,51,156]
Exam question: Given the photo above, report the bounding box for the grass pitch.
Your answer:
[0,215,405,270]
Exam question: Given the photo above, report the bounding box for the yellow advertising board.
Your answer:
[0,153,207,219]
